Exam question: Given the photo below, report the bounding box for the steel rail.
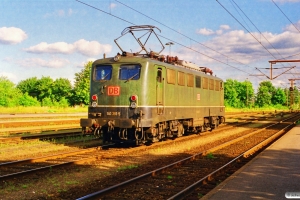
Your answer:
[0,129,84,143]
[0,157,99,180]
[0,122,244,181]
[167,115,300,199]
[76,113,300,200]
[0,147,103,181]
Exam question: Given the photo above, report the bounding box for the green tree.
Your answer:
[224,79,239,107]
[71,61,92,105]
[272,87,286,105]
[224,79,254,108]
[36,76,54,101]
[16,77,39,98]
[237,80,254,108]
[52,78,72,104]
[0,76,20,107]
[256,81,275,107]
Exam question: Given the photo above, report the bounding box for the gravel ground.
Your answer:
[0,122,265,200]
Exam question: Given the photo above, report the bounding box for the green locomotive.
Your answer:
[80,25,225,144]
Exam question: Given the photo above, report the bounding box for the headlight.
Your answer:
[92,102,97,107]
[130,102,137,108]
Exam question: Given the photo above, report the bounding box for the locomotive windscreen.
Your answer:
[119,64,141,80]
[95,65,112,81]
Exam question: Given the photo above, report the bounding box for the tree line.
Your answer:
[0,61,92,107]
[224,79,299,109]
[0,61,298,109]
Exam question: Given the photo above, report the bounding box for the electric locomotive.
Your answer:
[80,25,225,144]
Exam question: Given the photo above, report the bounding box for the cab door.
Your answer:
[156,66,165,114]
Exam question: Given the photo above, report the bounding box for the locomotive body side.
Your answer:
[80,55,225,144]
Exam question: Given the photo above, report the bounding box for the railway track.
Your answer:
[0,113,293,182]
[0,128,83,143]
[0,120,262,182]
[0,111,283,143]
[76,113,300,200]
[0,144,113,181]
[0,111,296,199]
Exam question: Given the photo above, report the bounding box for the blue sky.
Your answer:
[1,0,300,90]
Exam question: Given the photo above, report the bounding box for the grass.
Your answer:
[225,106,289,113]
[0,105,291,114]
[0,139,79,161]
[117,164,139,172]
[206,152,216,159]
[0,106,88,114]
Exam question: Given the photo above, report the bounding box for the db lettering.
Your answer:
[108,86,120,96]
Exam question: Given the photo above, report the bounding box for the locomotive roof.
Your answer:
[94,53,222,81]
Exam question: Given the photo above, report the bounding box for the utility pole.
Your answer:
[265,59,300,80]
[288,79,300,108]
[165,42,174,56]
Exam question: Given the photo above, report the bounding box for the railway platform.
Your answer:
[203,124,300,200]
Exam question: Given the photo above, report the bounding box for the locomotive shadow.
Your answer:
[53,148,300,199]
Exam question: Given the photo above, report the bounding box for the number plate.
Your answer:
[107,86,120,96]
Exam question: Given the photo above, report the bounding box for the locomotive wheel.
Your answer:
[177,124,184,137]
[197,126,204,134]
[94,128,102,139]
[220,117,225,124]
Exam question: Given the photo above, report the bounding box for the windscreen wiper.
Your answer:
[125,73,138,82]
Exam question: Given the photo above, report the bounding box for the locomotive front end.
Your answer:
[80,56,150,144]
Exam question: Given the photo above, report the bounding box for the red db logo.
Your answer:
[107,86,120,96]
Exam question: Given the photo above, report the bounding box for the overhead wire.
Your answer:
[272,0,300,34]
[271,0,300,84]
[216,0,278,60]
[76,0,255,77]
[230,0,299,80]
[216,0,300,84]
[115,0,260,76]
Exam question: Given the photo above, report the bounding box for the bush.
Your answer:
[0,76,20,107]
[58,97,70,108]
[42,97,53,107]
[19,93,40,106]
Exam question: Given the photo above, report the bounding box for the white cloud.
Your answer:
[283,20,300,32]
[110,3,117,9]
[0,27,28,45]
[197,28,214,36]
[197,25,230,36]
[74,39,112,56]
[220,25,230,30]
[25,39,112,56]
[178,27,300,74]
[16,57,70,69]
[25,42,74,54]
[216,30,223,35]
